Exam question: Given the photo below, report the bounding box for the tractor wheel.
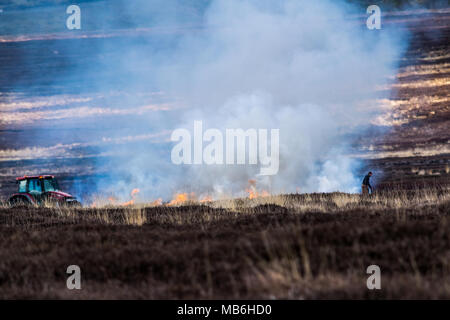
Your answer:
[9,197,32,208]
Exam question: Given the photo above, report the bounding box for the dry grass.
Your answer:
[0,187,449,299]
[2,187,449,227]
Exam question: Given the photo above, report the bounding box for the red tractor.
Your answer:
[8,175,81,207]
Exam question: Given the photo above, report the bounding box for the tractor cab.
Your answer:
[17,175,59,194]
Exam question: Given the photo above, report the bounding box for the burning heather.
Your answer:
[91,179,273,208]
[246,179,270,200]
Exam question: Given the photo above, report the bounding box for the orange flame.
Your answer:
[122,188,140,206]
[168,193,189,206]
[90,189,164,208]
[199,195,213,203]
[151,198,163,206]
[108,196,118,204]
[92,182,272,208]
[245,180,270,199]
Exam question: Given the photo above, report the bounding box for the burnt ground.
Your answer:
[0,192,449,299]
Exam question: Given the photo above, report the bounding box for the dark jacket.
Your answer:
[362,175,372,189]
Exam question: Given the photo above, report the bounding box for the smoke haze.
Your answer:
[0,0,408,201]
[114,0,406,199]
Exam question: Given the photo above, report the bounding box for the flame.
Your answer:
[91,181,271,208]
[90,189,161,208]
[108,196,118,204]
[122,188,140,206]
[199,195,213,203]
[167,192,210,205]
[245,180,270,199]
[151,198,163,206]
[168,193,189,206]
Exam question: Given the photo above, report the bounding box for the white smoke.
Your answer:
[97,0,406,199]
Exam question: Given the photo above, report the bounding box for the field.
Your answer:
[0,188,449,299]
[0,3,450,300]
[0,6,448,197]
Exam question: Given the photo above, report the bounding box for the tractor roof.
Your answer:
[16,175,55,181]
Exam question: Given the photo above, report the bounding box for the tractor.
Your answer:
[8,175,81,207]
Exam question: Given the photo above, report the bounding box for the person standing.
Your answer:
[362,172,373,195]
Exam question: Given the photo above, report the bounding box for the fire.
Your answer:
[108,196,118,204]
[168,193,189,206]
[167,192,212,205]
[247,189,257,199]
[91,181,270,208]
[199,195,213,203]
[245,180,270,199]
[122,188,140,206]
[151,198,163,206]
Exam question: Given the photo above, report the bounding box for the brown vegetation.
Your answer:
[0,188,449,299]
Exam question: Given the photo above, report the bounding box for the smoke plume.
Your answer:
[102,0,405,199]
[1,0,408,201]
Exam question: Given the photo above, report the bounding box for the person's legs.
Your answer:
[361,185,368,195]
